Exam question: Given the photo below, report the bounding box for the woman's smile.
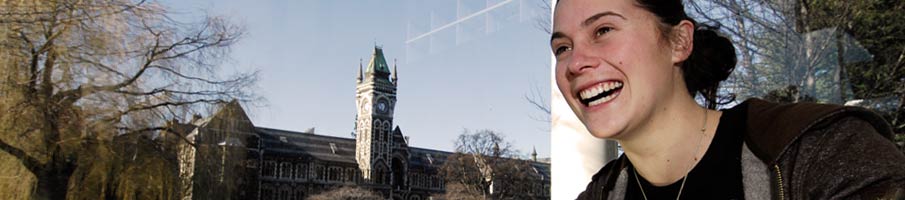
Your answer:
[578,80,623,107]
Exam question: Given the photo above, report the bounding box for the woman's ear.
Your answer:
[671,20,695,64]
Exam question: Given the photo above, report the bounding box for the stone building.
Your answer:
[176,46,550,199]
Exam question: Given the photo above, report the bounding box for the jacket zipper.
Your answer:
[774,164,785,200]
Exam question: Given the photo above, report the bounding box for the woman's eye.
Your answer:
[554,46,572,56]
[595,27,613,37]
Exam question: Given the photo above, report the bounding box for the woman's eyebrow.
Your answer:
[550,32,567,44]
[582,11,626,27]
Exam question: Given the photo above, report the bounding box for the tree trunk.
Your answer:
[34,150,76,200]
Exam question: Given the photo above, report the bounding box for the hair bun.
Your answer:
[682,25,737,100]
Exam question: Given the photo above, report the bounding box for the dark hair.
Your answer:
[635,0,737,109]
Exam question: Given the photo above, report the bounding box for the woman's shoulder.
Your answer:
[736,98,904,198]
[782,113,905,198]
[732,98,895,162]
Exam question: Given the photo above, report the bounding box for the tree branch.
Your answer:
[0,138,44,174]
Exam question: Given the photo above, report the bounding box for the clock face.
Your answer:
[377,100,388,113]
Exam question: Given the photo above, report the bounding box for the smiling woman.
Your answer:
[551,0,905,199]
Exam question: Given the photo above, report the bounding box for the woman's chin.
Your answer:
[586,124,625,139]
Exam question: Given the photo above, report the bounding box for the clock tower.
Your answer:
[355,46,398,184]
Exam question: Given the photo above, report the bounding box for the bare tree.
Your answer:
[534,0,553,35]
[0,0,256,198]
[525,81,551,123]
[439,129,546,199]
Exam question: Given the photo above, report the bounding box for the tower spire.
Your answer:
[531,146,538,162]
[392,59,398,86]
[357,58,363,82]
[364,46,391,77]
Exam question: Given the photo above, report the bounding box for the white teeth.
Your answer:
[578,82,623,105]
[588,93,615,106]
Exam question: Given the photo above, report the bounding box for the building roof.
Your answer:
[256,127,358,164]
[365,46,391,74]
[408,147,453,170]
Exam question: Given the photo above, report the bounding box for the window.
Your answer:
[315,165,324,181]
[377,129,384,142]
[280,162,292,179]
[344,168,354,182]
[263,160,277,177]
[280,186,291,200]
[295,163,307,179]
[326,167,335,181]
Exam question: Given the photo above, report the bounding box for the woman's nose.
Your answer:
[567,46,600,76]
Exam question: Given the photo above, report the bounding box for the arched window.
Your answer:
[383,121,392,141]
[279,162,290,179]
[326,167,335,181]
[263,160,277,177]
[377,121,383,142]
[315,165,325,181]
[295,163,307,179]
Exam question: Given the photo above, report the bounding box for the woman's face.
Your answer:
[552,0,682,139]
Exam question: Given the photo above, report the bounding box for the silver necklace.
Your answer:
[632,108,708,200]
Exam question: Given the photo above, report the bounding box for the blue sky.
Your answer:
[161,0,552,158]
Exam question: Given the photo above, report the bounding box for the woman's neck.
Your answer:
[618,96,721,186]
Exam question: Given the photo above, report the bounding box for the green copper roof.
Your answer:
[366,46,391,74]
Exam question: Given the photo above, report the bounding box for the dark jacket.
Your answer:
[576,98,905,199]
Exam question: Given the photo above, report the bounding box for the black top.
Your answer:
[624,107,747,200]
